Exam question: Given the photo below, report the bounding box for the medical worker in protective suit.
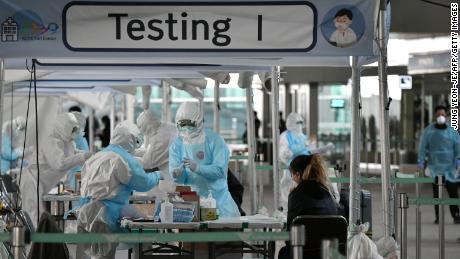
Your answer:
[19,113,92,227]
[170,102,239,217]
[66,106,90,190]
[1,116,33,175]
[418,105,460,224]
[278,112,311,212]
[77,121,160,259]
[136,109,177,179]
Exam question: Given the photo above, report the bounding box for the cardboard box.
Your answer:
[132,203,155,218]
[181,192,200,222]
[175,185,192,193]
[200,208,217,221]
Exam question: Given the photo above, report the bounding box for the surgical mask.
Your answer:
[179,126,197,133]
[436,115,447,125]
[334,21,349,30]
[292,181,299,189]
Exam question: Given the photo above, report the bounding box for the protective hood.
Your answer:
[110,121,141,154]
[2,116,26,138]
[71,112,86,131]
[286,112,304,135]
[136,110,161,136]
[52,113,79,141]
[175,102,204,144]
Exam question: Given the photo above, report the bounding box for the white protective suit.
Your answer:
[77,121,160,259]
[278,113,310,212]
[20,113,91,227]
[136,109,178,179]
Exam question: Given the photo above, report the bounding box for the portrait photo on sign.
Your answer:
[320,5,365,48]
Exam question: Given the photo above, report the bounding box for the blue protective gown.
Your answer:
[67,134,89,189]
[286,131,310,165]
[0,135,20,174]
[170,129,240,218]
[418,123,460,182]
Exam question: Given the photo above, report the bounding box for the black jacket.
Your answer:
[287,180,337,229]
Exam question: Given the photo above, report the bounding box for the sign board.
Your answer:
[0,0,376,58]
[64,2,316,51]
[330,99,345,108]
[408,51,450,75]
[399,75,412,90]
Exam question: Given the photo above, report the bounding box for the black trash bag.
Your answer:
[28,212,69,259]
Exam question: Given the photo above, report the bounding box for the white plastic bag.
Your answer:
[348,223,383,259]
[376,237,400,259]
[279,169,293,211]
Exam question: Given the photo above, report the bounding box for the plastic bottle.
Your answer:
[160,198,173,223]
[208,192,216,208]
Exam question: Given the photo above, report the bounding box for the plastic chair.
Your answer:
[292,215,348,258]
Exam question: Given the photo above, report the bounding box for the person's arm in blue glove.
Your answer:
[183,158,198,172]
[193,133,229,181]
[169,139,187,183]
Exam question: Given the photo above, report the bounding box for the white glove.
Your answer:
[172,165,184,178]
[183,158,198,172]
[14,147,34,157]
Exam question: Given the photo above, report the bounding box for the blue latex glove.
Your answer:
[456,159,460,168]
[417,161,425,170]
[172,164,185,178]
[183,158,198,172]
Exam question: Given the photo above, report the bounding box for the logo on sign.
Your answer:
[0,10,59,43]
[320,5,365,48]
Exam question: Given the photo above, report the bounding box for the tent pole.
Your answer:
[213,81,220,133]
[349,56,362,226]
[245,79,258,214]
[89,108,95,152]
[162,80,172,123]
[270,66,281,212]
[110,94,115,139]
[378,0,391,238]
[0,59,5,164]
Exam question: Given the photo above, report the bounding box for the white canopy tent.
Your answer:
[0,0,393,242]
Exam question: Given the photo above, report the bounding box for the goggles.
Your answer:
[177,119,197,129]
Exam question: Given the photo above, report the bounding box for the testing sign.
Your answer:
[0,0,376,58]
[64,2,317,51]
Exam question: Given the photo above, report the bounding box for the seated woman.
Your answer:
[279,154,338,259]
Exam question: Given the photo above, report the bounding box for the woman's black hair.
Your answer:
[289,155,313,177]
[435,105,448,114]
